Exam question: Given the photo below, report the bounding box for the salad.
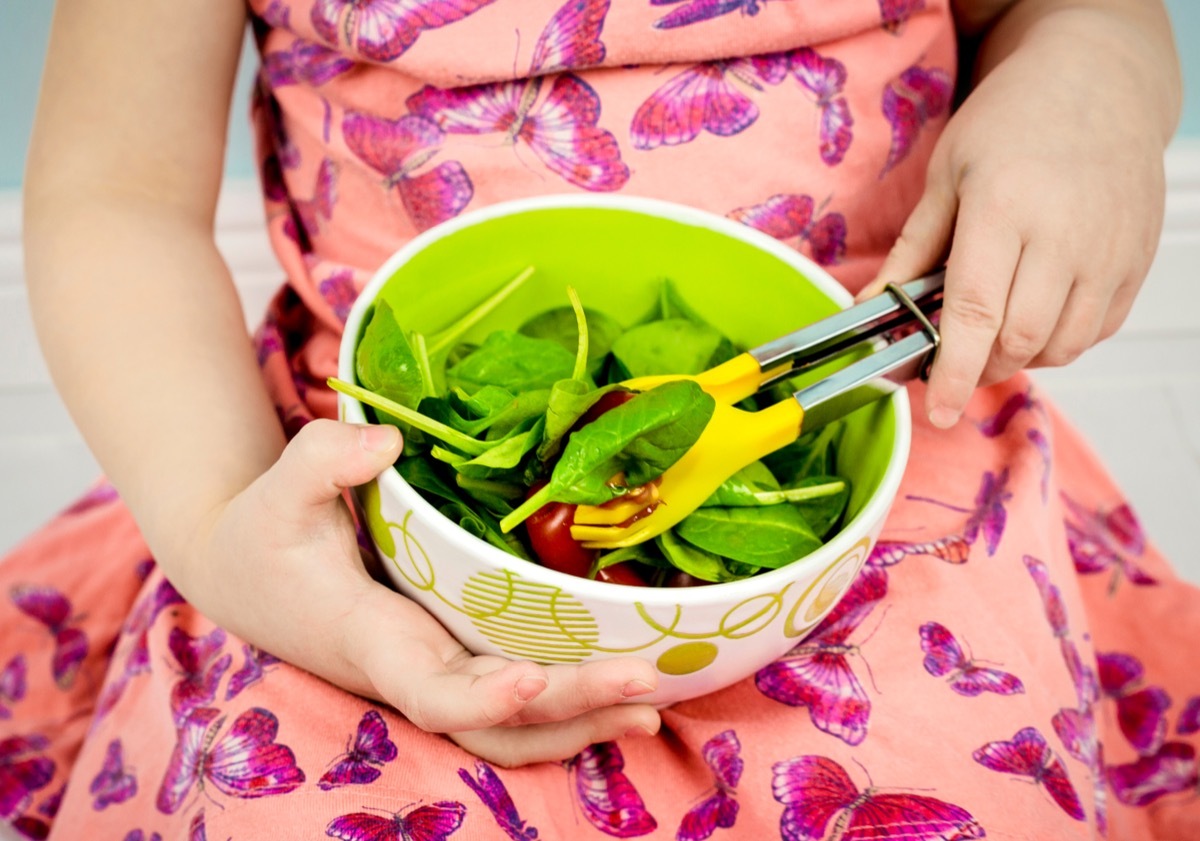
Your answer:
[330,270,850,587]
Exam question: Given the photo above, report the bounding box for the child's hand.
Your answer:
[176,419,661,767]
[861,7,1175,429]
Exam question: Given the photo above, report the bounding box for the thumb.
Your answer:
[857,178,958,302]
[268,418,403,511]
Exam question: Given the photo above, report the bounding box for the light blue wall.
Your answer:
[2,2,1198,190]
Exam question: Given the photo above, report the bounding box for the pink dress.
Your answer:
[3,1,1199,838]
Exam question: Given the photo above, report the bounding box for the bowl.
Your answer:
[336,195,910,707]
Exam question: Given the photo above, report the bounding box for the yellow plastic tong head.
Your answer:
[569,269,945,549]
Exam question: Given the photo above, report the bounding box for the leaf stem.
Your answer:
[499,483,554,533]
[567,285,589,382]
[427,266,536,357]
[328,377,489,455]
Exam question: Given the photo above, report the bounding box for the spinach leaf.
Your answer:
[447,331,577,394]
[674,505,822,568]
[499,380,715,532]
[397,457,461,505]
[439,501,532,560]
[537,380,622,463]
[520,304,625,378]
[762,423,841,485]
[787,476,850,538]
[356,300,428,410]
[426,266,535,358]
[455,475,523,514]
[435,417,545,481]
[427,387,551,441]
[610,319,736,379]
[656,530,750,583]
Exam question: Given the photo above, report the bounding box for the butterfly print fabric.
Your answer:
[4,0,1200,838]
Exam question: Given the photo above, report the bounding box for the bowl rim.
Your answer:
[337,193,911,606]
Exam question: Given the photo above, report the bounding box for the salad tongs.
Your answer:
[569,268,946,548]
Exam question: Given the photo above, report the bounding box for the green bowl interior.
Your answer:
[362,206,897,529]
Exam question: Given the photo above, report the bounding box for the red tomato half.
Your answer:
[523,498,596,579]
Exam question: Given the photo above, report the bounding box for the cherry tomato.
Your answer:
[595,562,649,587]
[572,389,637,432]
[523,486,596,579]
[665,571,711,588]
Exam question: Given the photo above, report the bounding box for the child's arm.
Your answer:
[24,0,659,766]
[863,0,1182,428]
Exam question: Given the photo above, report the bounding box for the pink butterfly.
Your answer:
[1178,696,1200,736]
[972,727,1085,820]
[565,741,656,837]
[754,565,887,746]
[866,534,970,568]
[772,754,984,840]
[167,627,232,726]
[0,735,55,822]
[1097,651,1171,755]
[1022,555,1069,638]
[10,584,88,689]
[790,48,853,166]
[1027,428,1052,504]
[225,644,282,702]
[530,0,610,74]
[1107,741,1198,807]
[342,111,473,232]
[630,54,788,150]
[190,809,208,841]
[326,801,467,841]
[0,654,27,718]
[458,761,538,841]
[317,270,358,325]
[678,731,742,841]
[1061,493,1156,593]
[650,0,791,30]
[727,194,846,266]
[907,468,1012,556]
[310,0,497,63]
[283,157,339,252]
[156,706,306,814]
[318,709,398,790]
[919,621,1024,697]
[976,388,1042,437]
[59,481,119,516]
[90,739,137,811]
[1053,707,1107,836]
[95,579,185,723]
[264,38,355,142]
[880,65,952,176]
[1060,639,1100,711]
[878,0,925,33]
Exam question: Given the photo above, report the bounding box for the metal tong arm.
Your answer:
[771,269,946,432]
[749,269,945,379]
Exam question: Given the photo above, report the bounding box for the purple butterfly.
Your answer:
[972,727,1085,820]
[866,534,970,568]
[318,709,398,790]
[772,754,984,840]
[1022,555,1069,638]
[976,388,1042,437]
[283,157,339,252]
[880,65,952,176]
[878,0,925,33]
[1060,639,1100,711]
[10,584,88,689]
[754,565,887,746]
[190,809,208,841]
[225,644,282,701]
[1097,651,1171,755]
[650,0,791,30]
[318,270,359,325]
[264,38,354,141]
[1052,707,1107,836]
[565,742,656,837]
[167,627,232,726]
[95,579,185,723]
[919,622,1024,697]
[907,468,1011,557]
[1107,742,1198,807]
[311,0,498,63]
[156,706,305,814]
[36,783,64,819]
[1178,696,1200,736]
[529,0,610,75]
[59,481,119,516]
[1061,493,1156,593]
[631,54,788,150]
[90,739,137,811]
[0,735,55,822]
[342,111,472,233]
[458,761,538,841]
[790,48,853,166]
[0,654,27,718]
[678,731,741,841]
[728,194,847,267]
[326,801,467,841]
[124,831,164,841]
[1027,428,1052,503]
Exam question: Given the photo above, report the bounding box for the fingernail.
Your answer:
[623,724,655,739]
[514,676,547,702]
[620,679,655,698]
[929,406,959,429]
[359,424,400,453]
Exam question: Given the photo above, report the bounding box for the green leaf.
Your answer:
[537,380,622,463]
[447,331,577,394]
[519,303,626,379]
[610,319,732,379]
[674,505,822,568]
[656,530,750,583]
[397,458,461,505]
[355,299,427,410]
[446,418,546,480]
[426,266,535,358]
[438,501,532,560]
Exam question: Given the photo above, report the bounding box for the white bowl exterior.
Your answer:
[338,195,911,706]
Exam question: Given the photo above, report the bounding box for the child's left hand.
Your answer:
[860,2,1178,429]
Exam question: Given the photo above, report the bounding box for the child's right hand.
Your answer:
[173,418,661,767]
